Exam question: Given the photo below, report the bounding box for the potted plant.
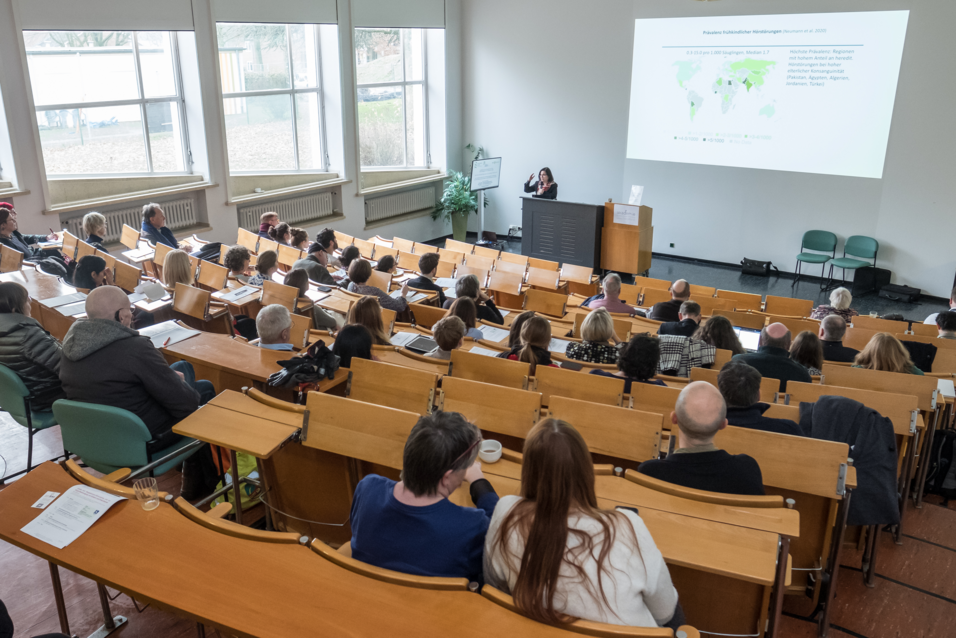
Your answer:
[432,171,477,242]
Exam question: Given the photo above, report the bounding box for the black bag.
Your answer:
[925,429,956,499]
[879,283,921,303]
[741,258,779,277]
[851,266,892,296]
[194,241,224,263]
[267,340,340,388]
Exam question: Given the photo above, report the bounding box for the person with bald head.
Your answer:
[732,322,812,391]
[818,315,859,363]
[59,286,217,498]
[637,382,764,495]
[647,279,691,322]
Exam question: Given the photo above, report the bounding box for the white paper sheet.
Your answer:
[21,485,125,549]
[548,338,571,354]
[304,289,330,302]
[57,301,89,317]
[435,277,458,288]
[478,326,510,343]
[444,288,457,299]
[127,292,147,304]
[628,185,644,206]
[613,203,641,226]
[39,292,87,309]
[213,286,259,303]
[937,378,955,399]
[32,491,60,509]
[135,281,167,302]
[390,332,421,347]
[138,321,201,348]
[391,290,427,303]
[499,310,511,318]
[468,347,501,357]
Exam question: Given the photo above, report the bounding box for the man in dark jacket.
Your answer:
[140,202,184,250]
[717,361,804,436]
[657,301,701,337]
[648,279,690,322]
[292,243,337,286]
[258,212,279,239]
[0,301,65,411]
[732,323,812,391]
[819,315,859,363]
[638,381,764,495]
[406,252,446,306]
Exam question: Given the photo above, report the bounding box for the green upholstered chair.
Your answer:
[826,235,879,291]
[793,230,837,287]
[52,400,199,476]
[0,363,61,482]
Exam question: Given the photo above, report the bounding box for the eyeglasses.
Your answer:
[114,306,135,322]
[448,437,482,472]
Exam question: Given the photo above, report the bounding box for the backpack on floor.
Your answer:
[925,429,956,499]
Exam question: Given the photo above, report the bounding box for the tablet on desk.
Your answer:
[405,336,438,354]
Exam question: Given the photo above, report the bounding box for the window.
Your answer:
[217,24,328,174]
[25,31,189,176]
[355,28,428,169]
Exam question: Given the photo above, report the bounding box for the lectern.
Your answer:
[600,203,653,276]
[520,197,604,269]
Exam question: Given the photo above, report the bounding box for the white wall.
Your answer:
[461,0,956,297]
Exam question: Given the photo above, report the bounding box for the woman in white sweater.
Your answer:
[484,418,683,629]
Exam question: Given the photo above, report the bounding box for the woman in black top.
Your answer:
[590,333,666,393]
[524,167,557,200]
[82,212,108,251]
[0,204,58,260]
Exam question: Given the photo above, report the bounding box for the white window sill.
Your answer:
[227,178,351,206]
[359,172,447,197]
[0,187,30,199]
[43,181,218,215]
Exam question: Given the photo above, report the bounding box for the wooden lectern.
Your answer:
[600,203,653,276]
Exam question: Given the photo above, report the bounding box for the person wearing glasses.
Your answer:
[348,411,499,582]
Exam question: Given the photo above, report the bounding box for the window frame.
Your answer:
[27,30,193,178]
[355,28,431,170]
[218,23,331,175]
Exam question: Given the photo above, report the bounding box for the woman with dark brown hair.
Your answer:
[446,297,483,340]
[485,418,680,628]
[347,296,392,346]
[693,315,745,356]
[268,222,292,245]
[496,315,554,374]
[289,227,310,250]
[790,331,824,376]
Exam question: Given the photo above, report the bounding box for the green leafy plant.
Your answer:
[432,171,478,223]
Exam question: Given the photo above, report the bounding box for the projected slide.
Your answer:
[625,11,909,178]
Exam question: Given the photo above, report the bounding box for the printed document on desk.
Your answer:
[213,286,259,303]
[139,321,201,348]
[391,332,421,347]
[39,292,87,309]
[937,378,955,400]
[549,338,571,354]
[21,485,125,549]
[478,326,510,343]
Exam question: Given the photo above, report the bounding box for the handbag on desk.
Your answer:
[267,340,340,388]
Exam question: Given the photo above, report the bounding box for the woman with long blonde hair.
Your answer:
[162,250,194,289]
[347,296,392,346]
[485,418,681,628]
[853,332,924,375]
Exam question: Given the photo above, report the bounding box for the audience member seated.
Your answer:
[717,361,803,436]
[446,297,483,340]
[349,411,497,581]
[406,253,446,306]
[810,287,858,322]
[0,282,66,411]
[82,211,108,251]
[565,308,620,364]
[818,315,859,362]
[332,324,373,368]
[441,274,503,324]
[590,333,665,392]
[496,315,555,374]
[258,212,279,239]
[485,418,682,629]
[290,227,310,251]
[346,296,392,346]
[73,255,113,290]
[584,273,638,315]
[59,286,216,496]
[648,279,690,322]
[937,311,956,339]
[248,250,278,286]
[790,330,824,376]
[658,301,701,337]
[428,316,466,360]
[0,204,59,261]
[732,323,811,391]
[162,250,194,290]
[924,286,956,325]
[376,255,397,275]
[693,315,745,356]
[315,227,342,270]
[336,245,362,285]
[638,382,764,495]
[505,311,535,350]
[223,245,251,283]
[284,269,339,330]
[292,243,336,286]
[853,333,924,375]
[140,203,189,251]
[255,304,294,351]
[268,222,292,245]
[348,259,409,312]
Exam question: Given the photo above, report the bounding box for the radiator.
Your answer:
[238,192,335,231]
[64,198,196,244]
[364,186,437,224]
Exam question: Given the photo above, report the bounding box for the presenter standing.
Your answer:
[524,167,557,200]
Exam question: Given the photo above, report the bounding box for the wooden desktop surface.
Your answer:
[0,463,577,638]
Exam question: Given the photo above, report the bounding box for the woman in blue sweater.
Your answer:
[349,411,499,583]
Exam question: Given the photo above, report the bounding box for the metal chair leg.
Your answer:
[792,260,802,287]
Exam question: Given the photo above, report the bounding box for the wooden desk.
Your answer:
[0,463,578,638]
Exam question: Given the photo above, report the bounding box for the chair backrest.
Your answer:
[625,471,785,509]
[120,224,141,250]
[843,326,878,351]
[172,282,211,320]
[175,497,302,544]
[821,363,938,412]
[455,264,489,286]
[844,235,879,260]
[526,267,561,290]
[311,539,469,590]
[464,253,495,270]
[410,302,447,329]
[366,268,393,293]
[498,251,529,267]
[713,348,733,370]
[493,259,526,276]
[762,402,801,422]
[94,249,116,270]
[52,400,152,473]
[533,365,624,407]
[618,283,640,305]
[348,357,438,415]
[549,396,662,464]
[439,376,541,441]
[763,295,814,318]
[444,238,474,255]
[689,367,780,403]
[257,238,280,255]
[712,309,765,331]
[0,245,24,273]
[688,284,716,298]
[801,230,838,253]
[61,231,80,259]
[523,288,565,317]
[771,316,820,339]
[350,237,373,259]
[785,381,919,437]
[900,332,956,350]
[639,288,671,308]
[152,241,172,266]
[289,313,311,349]
[629,383,682,427]
[237,227,259,253]
[391,237,415,253]
[572,312,630,341]
[260,280,300,312]
[197,260,229,291]
[633,275,672,291]
[113,260,143,292]
[472,245,500,260]
[301,392,420,470]
[931,349,956,374]
[487,271,522,296]
[909,322,938,337]
[372,244,398,261]
[0,363,31,422]
[333,230,354,248]
[75,240,97,261]
[413,242,438,254]
[450,349,530,389]
[716,289,763,312]
[528,257,559,271]
[693,296,733,316]
[397,250,420,271]
[380,307,397,334]
[434,260,455,278]
[276,244,304,270]
[852,315,908,333]
[561,263,593,285]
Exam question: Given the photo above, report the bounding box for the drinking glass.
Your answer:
[133,477,160,511]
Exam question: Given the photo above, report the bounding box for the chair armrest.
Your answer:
[104,468,132,482]
[207,502,233,519]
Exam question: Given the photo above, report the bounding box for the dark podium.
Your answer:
[520,197,604,269]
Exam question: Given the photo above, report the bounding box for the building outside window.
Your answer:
[354,28,428,169]
[25,31,190,176]
[217,24,328,174]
